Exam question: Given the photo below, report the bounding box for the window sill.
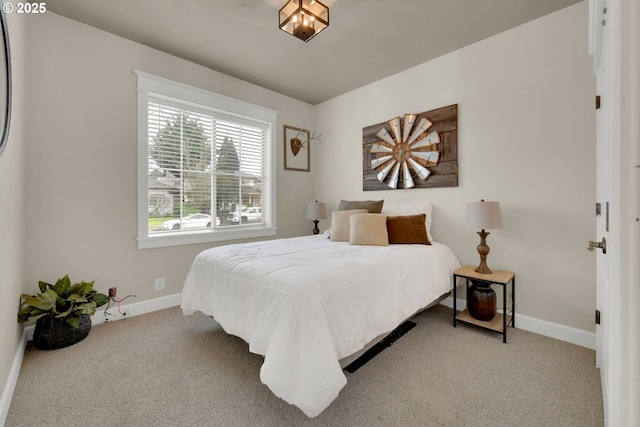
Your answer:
[137,226,277,249]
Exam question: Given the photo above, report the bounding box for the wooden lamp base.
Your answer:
[475,230,493,274]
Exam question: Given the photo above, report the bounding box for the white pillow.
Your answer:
[380,202,433,242]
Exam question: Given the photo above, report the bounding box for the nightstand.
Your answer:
[452,265,515,343]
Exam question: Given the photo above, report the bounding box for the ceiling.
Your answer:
[46,0,582,105]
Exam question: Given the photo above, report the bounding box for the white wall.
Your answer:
[20,12,315,303]
[0,11,27,412]
[313,2,597,332]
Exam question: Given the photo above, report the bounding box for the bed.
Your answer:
[180,202,461,417]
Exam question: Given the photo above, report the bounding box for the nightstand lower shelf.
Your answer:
[452,266,516,343]
[455,309,513,333]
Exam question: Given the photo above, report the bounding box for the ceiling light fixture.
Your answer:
[279,0,329,42]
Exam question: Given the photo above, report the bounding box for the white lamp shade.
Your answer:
[465,201,504,230]
[307,201,327,220]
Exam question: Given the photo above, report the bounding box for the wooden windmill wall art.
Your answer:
[363,104,458,191]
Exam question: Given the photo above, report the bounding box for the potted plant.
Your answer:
[18,275,109,350]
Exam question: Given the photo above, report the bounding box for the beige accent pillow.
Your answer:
[330,209,368,242]
[387,214,431,245]
[337,199,384,214]
[349,213,389,246]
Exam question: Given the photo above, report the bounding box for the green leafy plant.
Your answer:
[18,275,109,328]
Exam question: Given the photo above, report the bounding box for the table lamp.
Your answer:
[307,201,327,235]
[464,199,504,321]
[465,199,504,274]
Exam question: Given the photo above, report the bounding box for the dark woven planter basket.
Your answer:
[33,314,92,350]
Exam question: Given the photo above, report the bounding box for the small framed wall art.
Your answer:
[284,125,310,172]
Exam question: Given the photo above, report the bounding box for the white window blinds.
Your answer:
[137,71,277,248]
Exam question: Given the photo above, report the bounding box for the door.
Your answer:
[590,0,621,425]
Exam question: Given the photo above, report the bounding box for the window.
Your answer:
[136,71,278,249]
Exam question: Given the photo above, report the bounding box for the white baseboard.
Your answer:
[440,296,596,350]
[92,293,183,326]
[2,293,183,426]
[22,293,183,341]
[0,328,30,427]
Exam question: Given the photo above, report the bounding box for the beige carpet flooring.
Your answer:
[6,305,603,426]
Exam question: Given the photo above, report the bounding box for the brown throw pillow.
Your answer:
[337,199,384,214]
[386,214,431,245]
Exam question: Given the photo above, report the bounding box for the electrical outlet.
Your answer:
[155,277,165,291]
[108,287,117,298]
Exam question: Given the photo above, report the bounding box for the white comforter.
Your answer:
[181,235,460,417]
